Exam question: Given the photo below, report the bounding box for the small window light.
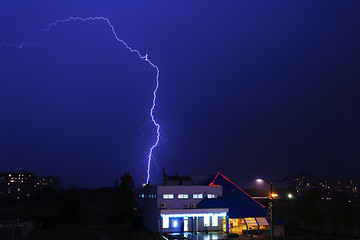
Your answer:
[163,194,174,199]
[207,194,217,199]
[178,194,188,199]
[193,194,203,199]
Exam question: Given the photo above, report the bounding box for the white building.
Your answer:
[138,184,226,233]
[137,172,270,235]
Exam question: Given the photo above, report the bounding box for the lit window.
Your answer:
[212,216,218,226]
[207,194,217,198]
[204,215,210,227]
[163,194,174,199]
[163,217,169,228]
[141,194,145,198]
[178,194,189,199]
[193,194,203,199]
[173,220,178,228]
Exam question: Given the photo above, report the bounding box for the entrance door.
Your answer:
[184,217,189,232]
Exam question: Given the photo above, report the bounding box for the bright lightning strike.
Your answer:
[1,16,160,184]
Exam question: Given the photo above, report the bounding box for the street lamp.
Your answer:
[256,176,288,240]
[287,193,294,199]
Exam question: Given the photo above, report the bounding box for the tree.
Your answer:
[297,188,325,225]
[61,187,81,223]
[35,186,57,205]
[113,171,135,224]
[330,192,351,227]
[61,187,91,225]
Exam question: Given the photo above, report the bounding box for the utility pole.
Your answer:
[256,176,288,240]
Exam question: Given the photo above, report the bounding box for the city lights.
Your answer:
[271,193,278,198]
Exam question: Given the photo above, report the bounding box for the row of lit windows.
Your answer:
[163,193,218,199]
[162,216,218,229]
[165,193,218,199]
[3,179,53,185]
[8,174,30,177]
[139,193,158,199]
[139,193,217,199]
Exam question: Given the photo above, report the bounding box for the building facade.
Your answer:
[0,171,60,201]
[137,172,269,235]
[293,174,360,200]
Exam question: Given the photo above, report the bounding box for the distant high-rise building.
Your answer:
[34,176,60,193]
[0,171,60,200]
[293,174,360,200]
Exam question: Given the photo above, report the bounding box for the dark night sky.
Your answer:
[1,1,360,188]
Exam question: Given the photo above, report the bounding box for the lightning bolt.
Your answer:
[1,16,160,184]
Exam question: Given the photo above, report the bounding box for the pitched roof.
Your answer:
[197,172,268,218]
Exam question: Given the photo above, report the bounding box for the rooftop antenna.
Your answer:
[142,176,146,187]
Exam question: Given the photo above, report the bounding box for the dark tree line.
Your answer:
[59,172,136,226]
[294,188,354,228]
[112,171,136,225]
[0,172,137,229]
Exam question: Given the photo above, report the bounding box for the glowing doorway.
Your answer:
[184,217,189,232]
